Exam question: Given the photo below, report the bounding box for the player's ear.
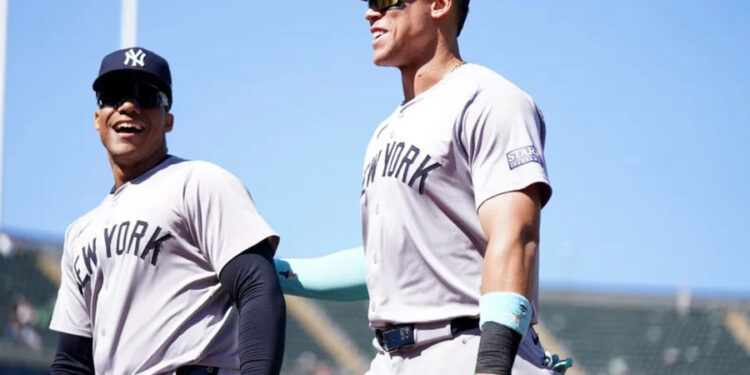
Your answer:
[94,111,101,131]
[430,0,453,20]
[164,112,174,133]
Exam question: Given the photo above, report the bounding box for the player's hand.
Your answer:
[544,351,574,374]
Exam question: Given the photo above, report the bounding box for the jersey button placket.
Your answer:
[102,195,116,226]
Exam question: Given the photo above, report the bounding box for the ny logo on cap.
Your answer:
[123,48,146,67]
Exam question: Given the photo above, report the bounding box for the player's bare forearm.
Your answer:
[478,184,543,298]
[475,184,543,375]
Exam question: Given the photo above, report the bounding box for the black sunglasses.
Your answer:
[366,0,405,13]
[96,81,170,110]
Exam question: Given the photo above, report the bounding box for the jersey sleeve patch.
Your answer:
[506,146,543,170]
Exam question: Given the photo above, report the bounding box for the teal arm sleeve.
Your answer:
[273,246,369,301]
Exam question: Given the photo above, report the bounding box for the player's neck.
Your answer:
[109,147,169,189]
[399,40,462,103]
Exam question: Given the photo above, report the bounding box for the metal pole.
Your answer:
[121,0,137,48]
[0,0,9,228]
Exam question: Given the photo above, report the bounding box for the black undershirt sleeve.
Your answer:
[219,240,286,375]
[50,332,95,375]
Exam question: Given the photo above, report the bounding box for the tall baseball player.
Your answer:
[274,0,573,374]
[49,47,285,375]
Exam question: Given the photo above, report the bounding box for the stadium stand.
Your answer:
[539,289,750,375]
[281,298,372,375]
[0,231,60,373]
[1,230,749,375]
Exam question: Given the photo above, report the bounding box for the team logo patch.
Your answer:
[519,304,528,315]
[507,146,543,170]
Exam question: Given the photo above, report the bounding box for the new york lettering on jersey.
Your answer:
[360,84,471,198]
[361,137,442,195]
[72,219,173,293]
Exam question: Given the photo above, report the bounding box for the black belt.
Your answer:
[176,365,218,375]
[375,317,479,352]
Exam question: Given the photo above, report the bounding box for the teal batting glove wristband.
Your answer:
[545,351,574,374]
[273,247,369,301]
[479,292,532,337]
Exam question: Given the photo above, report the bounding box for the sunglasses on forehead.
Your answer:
[366,0,405,13]
[96,81,170,110]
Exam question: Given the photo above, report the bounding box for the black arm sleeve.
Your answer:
[50,332,95,375]
[475,322,522,374]
[219,240,286,375]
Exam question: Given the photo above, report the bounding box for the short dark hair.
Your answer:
[455,0,469,36]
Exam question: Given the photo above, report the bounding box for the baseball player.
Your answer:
[361,1,568,373]
[276,0,573,374]
[49,47,285,375]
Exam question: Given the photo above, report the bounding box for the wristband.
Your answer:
[479,291,532,337]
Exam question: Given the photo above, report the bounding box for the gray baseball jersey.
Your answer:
[50,156,278,375]
[360,63,551,328]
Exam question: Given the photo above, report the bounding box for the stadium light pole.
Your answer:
[121,0,137,48]
[0,0,132,229]
[0,0,8,229]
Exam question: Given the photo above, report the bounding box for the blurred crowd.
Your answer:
[4,295,49,352]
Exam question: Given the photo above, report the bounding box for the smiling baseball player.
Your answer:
[360,1,569,373]
[49,47,285,375]
[359,1,565,374]
[274,0,573,374]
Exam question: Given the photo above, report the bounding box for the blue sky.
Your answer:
[2,1,748,295]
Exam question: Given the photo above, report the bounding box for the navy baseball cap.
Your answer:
[93,47,172,109]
